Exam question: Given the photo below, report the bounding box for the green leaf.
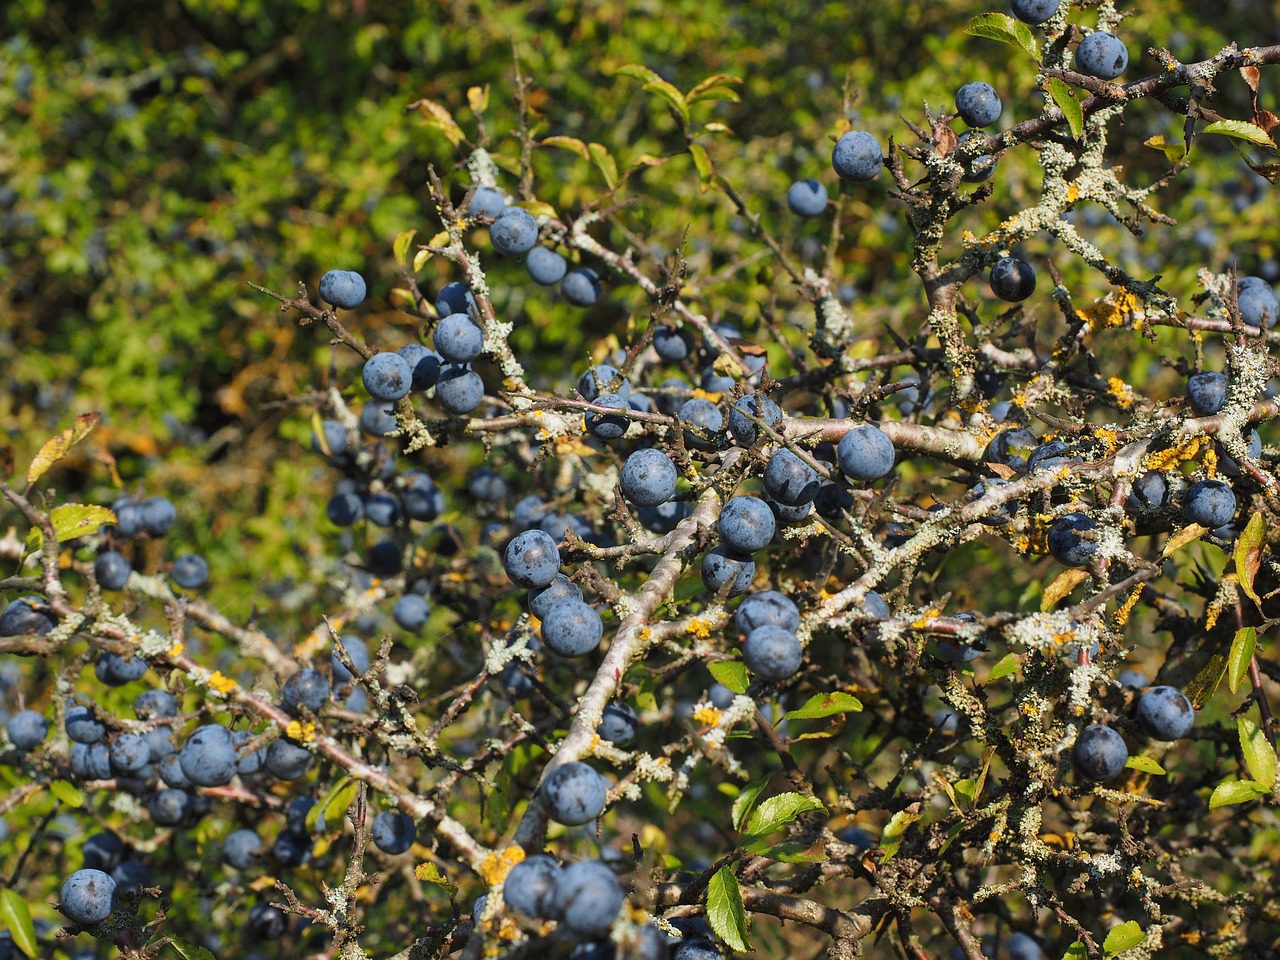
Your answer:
[740,838,827,861]
[49,779,85,808]
[1143,134,1187,164]
[541,135,591,160]
[405,98,465,146]
[1229,626,1257,695]
[643,79,691,127]
[1208,778,1269,809]
[1061,942,1088,960]
[588,143,618,190]
[952,778,976,806]
[1186,653,1227,710]
[706,867,750,952]
[1238,715,1276,787]
[1103,920,1145,955]
[687,73,743,104]
[964,13,1039,61]
[938,822,964,857]
[635,673,658,712]
[614,63,664,84]
[784,692,863,721]
[688,143,712,189]
[1202,120,1276,147]
[49,504,117,543]
[308,774,354,832]
[393,229,416,266]
[0,889,38,958]
[743,792,826,838]
[167,936,217,960]
[987,653,1021,681]
[1236,512,1266,605]
[1125,755,1166,776]
[1046,78,1084,140]
[414,861,459,896]
[878,808,921,862]
[731,775,771,832]
[709,660,749,694]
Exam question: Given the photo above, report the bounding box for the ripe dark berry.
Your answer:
[954,82,1002,127]
[563,267,602,306]
[526,246,568,285]
[653,324,694,362]
[319,269,367,310]
[718,496,776,553]
[701,547,754,596]
[1010,0,1060,23]
[94,551,132,591]
[597,702,638,745]
[541,600,604,657]
[787,179,828,217]
[60,869,116,925]
[0,596,56,636]
[467,185,506,218]
[836,425,895,481]
[66,705,106,744]
[832,131,883,182]
[362,352,413,403]
[528,575,583,621]
[435,364,485,415]
[1072,724,1128,781]
[743,625,804,681]
[587,393,630,440]
[1136,685,1195,740]
[7,710,48,750]
[1238,277,1279,329]
[728,394,782,446]
[435,313,485,363]
[179,723,237,787]
[620,448,678,507]
[1075,31,1129,80]
[490,207,539,257]
[265,738,313,780]
[504,529,561,588]
[1048,512,1097,567]
[371,810,417,854]
[734,590,800,634]
[171,554,210,589]
[224,829,263,870]
[503,854,562,919]
[678,397,725,450]
[1186,371,1229,415]
[541,761,609,825]
[282,668,330,715]
[763,449,820,506]
[552,860,626,939]
[1184,479,1236,528]
[989,256,1036,302]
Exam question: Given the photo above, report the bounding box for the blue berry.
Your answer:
[362,352,413,403]
[96,652,146,686]
[393,594,431,632]
[787,179,828,217]
[66,705,106,744]
[541,761,608,825]
[286,796,316,835]
[172,554,209,589]
[1072,724,1128,781]
[134,689,178,720]
[401,471,445,520]
[588,393,630,440]
[764,450,820,506]
[400,344,443,390]
[620,449,678,507]
[364,493,401,527]
[744,625,803,681]
[265,738,313,780]
[7,710,47,750]
[1026,440,1072,473]
[701,547,754,596]
[957,131,996,182]
[224,829,263,870]
[1184,479,1236,528]
[542,600,604,657]
[360,402,398,437]
[990,256,1036,301]
[597,702,637,745]
[503,854,562,919]
[678,397,725,450]
[109,733,151,774]
[435,281,476,318]
[1075,31,1129,80]
[653,325,694,362]
[1048,512,1097,567]
[734,591,800,634]
[1137,685,1194,740]
[529,575,583,620]
[837,424,895,481]
[326,491,364,526]
[982,427,1037,473]
[282,668,329,715]
[769,497,813,524]
[553,860,626,939]
[490,207,539,257]
[1216,429,1262,477]
[1238,276,1279,329]
[955,82,1002,127]
[1187,371,1228,415]
[1007,932,1044,960]
[504,529,561,588]
[1010,0,1059,23]
[368,539,404,576]
[700,364,736,394]
[435,313,484,363]
[148,787,192,825]
[331,635,370,682]
[831,131,883,182]
[111,859,150,894]
[233,730,265,776]
[1125,472,1169,514]
[563,267,602,306]
[94,550,131,590]
[157,753,190,789]
[526,246,568,285]
[435,364,485,415]
[249,902,288,939]
[71,742,112,780]
[82,831,125,871]
[836,826,876,849]
[180,723,237,786]
[319,270,367,310]
[313,419,347,457]
[673,938,721,960]
[638,499,690,534]
[1117,669,1148,689]
[60,869,116,925]
[718,496,776,553]
[468,185,506,218]
[371,810,417,854]
[0,595,56,636]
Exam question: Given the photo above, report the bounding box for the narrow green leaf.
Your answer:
[167,936,217,960]
[709,660,749,695]
[307,774,353,832]
[731,775,771,832]
[541,135,591,160]
[1202,120,1276,147]
[743,792,826,838]
[741,839,827,862]
[706,867,750,952]
[588,143,618,190]
[1208,778,1269,809]
[643,79,691,127]
[1061,942,1088,960]
[687,73,743,103]
[965,13,1039,61]
[321,778,361,829]
[952,778,976,806]
[1102,920,1145,955]
[878,808,921,862]
[49,504,117,543]
[987,653,1021,681]
[1238,715,1277,787]
[393,230,416,266]
[1046,78,1084,139]
[0,889,38,958]
[614,63,664,84]
[1186,653,1227,710]
[783,692,863,721]
[1125,755,1166,776]
[1143,134,1187,164]
[1229,626,1257,695]
[1236,512,1266,605]
[688,143,712,189]
[49,779,85,808]
[938,822,963,857]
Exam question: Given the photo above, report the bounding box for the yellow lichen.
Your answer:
[686,618,712,639]
[478,845,525,886]
[285,720,316,743]
[692,706,722,726]
[208,672,238,695]
[1105,378,1136,410]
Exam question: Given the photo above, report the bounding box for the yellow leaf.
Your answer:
[467,85,489,114]
[27,412,101,485]
[1162,524,1207,558]
[1041,568,1090,611]
[405,98,464,146]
